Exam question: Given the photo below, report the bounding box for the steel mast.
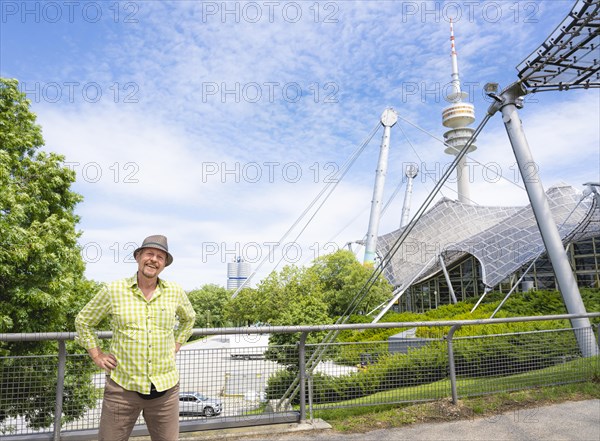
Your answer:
[364,108,397,264]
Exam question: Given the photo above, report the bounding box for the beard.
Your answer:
[141,263,160,279]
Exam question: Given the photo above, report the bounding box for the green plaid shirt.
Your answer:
[75,274,196,394]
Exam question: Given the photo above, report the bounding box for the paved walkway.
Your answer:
[176,399,600,441]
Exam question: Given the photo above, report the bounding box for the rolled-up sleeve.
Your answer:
[75,285,111,350]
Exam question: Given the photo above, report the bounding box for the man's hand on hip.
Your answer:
[88,348,118,371]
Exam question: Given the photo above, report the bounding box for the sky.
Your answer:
[1,0,599,290]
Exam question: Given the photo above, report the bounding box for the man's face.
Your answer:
[136,248,167,280]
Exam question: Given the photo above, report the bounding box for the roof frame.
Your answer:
[517,0,600,92]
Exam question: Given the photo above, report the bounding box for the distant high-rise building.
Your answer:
[227,257,251,291]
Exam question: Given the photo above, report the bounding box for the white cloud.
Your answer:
[6,1,597,289]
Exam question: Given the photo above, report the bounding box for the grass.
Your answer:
[317,382,600,433]
[310,356,600,432]
[308,355,598,409]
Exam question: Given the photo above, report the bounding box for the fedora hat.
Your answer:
[134,235,174,266]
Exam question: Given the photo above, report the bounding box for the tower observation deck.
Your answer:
[442,20,477,204]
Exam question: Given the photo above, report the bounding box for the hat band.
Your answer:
[141,242,168,252]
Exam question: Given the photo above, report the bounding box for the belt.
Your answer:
[137,383,167,400]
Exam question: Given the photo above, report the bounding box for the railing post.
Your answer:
[308,373,314,422]
[447,325,461,405]
[298,332,308,422]
[53,340,67,441]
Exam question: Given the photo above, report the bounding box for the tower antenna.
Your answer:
[448,18,467,101]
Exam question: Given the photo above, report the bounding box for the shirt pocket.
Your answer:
[111,303,144,330]
[154,304,176,330]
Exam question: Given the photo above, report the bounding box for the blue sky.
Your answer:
[1,0,599,290]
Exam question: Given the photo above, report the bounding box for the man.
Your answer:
[76,235,196,441]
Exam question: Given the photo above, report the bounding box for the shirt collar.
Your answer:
[127,273,165,289]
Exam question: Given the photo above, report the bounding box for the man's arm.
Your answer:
[75,286,117,370]
[174,289,196,347]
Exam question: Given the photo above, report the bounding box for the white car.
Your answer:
[178,392,222,417]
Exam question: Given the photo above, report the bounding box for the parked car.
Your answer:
[178,392,222,417]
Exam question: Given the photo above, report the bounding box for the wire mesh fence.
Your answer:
[0,315,598,440]
[452,327,599,398]
[177,334,290,419]
[305,338,450,412]
[0,354,61,436]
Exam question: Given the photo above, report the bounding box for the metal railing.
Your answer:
[0,313,598,440]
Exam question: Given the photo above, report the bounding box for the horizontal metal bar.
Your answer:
[1,313,599,342]
[453,326,586,340]
[0,414,301,441]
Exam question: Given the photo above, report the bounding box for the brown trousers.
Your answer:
[98,377,180,441]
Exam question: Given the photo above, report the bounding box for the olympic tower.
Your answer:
[442,20,477,204]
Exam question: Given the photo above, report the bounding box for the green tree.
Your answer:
[309,250,393,317]
[266,290,333,365]
[225,266,314,326]
[226,251,393,328]
[224,287,262,326]
[187,284,231,328]
[0,78,97,429]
